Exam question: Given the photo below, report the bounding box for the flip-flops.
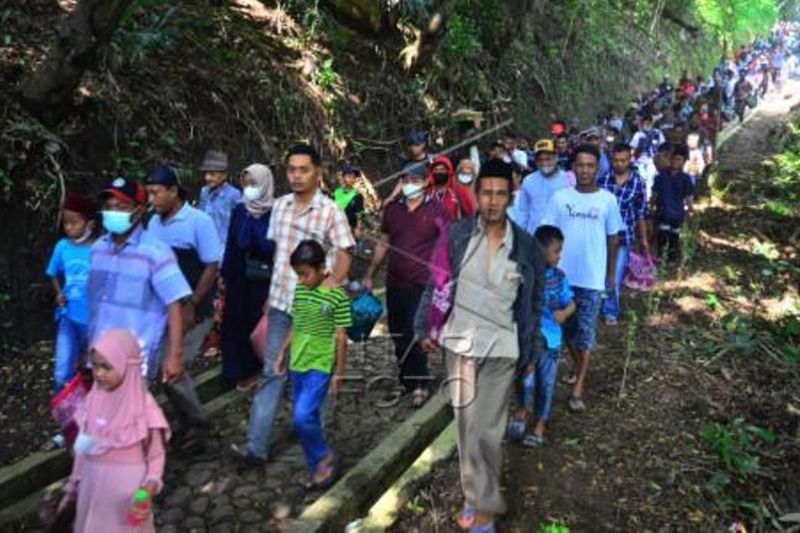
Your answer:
[522,433,546,448]
[456,503,476,529]
[506,417,527,442]
[301,453,339,492]
[568,395,587,413]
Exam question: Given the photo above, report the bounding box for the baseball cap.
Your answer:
[100,176,147,206]
[533,138,555,155]
[402,162,426,179]
[550,121,566,136]
[580,126,601,140]
[62,194,98,218]
[341,163,361,176]
[406,131,427,146]
[146,165,181,188]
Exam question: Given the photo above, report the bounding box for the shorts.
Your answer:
[564,287,602,351]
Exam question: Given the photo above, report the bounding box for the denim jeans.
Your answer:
[245,307,292,459]
[601,244,629,321]
[54,315,88,392]
[290,370,332,472]
[519,348,560,421]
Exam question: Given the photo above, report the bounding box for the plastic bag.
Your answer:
[49,373,90,449]
[347,289,384,342]
[625,252,656,291]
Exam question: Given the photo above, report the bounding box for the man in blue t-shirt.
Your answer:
[652,144,695,263]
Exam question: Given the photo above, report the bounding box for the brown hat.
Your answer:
[199,150,228,172]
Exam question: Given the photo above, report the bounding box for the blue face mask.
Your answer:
[101,210,135,235]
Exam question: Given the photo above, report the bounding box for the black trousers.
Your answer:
[657,218,682,263]
[386,285,430,391]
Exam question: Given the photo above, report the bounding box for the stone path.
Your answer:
[153,335,444,532]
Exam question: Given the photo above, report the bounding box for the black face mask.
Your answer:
[433,173,449,186]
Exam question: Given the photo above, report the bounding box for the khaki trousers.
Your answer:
[446,352,516,515]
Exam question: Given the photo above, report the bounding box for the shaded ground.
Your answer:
[393,88,800,532]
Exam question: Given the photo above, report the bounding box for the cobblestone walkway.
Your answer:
[154,336,444,532]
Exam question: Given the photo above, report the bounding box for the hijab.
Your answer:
[243,163,275,217]
[75,330,169,456]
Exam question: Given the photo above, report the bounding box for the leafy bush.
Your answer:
[442,13,482,62]
[699,417,776,490]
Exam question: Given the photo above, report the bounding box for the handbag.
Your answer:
[244,255,273,283]
[746,93,758,108]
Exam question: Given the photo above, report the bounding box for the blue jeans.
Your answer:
[601,245,629,321]
[519,348,560,421]
[290,370,332,472]
[54,315,88,392]
[245,307,292,459]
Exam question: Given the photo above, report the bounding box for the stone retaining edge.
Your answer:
[284,390,453,533]
[355,420,457,532]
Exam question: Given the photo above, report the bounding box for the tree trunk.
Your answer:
[19,0,134,125]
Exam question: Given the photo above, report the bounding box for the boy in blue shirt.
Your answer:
[45,194,99,392]
[652,143,695,263]
[507,225,575,447]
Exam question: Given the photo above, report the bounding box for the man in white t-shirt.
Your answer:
[543,144,624,413]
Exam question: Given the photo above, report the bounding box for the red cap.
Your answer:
[100,176,147,206]
[62,194,98,218]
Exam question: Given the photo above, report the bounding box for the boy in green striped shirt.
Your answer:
[274,240,352,490]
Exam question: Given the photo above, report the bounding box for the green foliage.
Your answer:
[111,3,179,67]
[313,57,341,89]
[694,0,779,48]
[700,418,776,490]
[442,13,482,61]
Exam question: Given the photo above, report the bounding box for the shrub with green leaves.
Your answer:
[699,417,776,489]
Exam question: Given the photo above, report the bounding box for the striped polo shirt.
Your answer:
[290,284,352,374]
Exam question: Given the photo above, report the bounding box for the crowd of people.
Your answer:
[40,26,796,533]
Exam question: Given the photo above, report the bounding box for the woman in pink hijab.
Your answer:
[60,329,170,532]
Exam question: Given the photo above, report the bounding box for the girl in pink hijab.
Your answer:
[60,330,170,532]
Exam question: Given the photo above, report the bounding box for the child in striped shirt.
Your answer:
[274,240,352,491]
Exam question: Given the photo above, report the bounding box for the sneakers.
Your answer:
[604,315,619,326]
[228,443,266,467]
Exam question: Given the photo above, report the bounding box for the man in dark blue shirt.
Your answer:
[652,144,695,263]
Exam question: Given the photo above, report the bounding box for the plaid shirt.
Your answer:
[598,169,647,246]
[267,189,355,313]
[88,226,191,377]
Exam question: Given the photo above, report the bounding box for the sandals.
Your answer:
[236,376,260,392]
[456,503,476,529]
[568,395,587,413]
[300,454,339,492]
[506,416,528,443]
[522,433,546,448]
[410,387,431,408]
[456,503,495,532]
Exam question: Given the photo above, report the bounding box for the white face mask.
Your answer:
[243,186,263,201]
[72,225,93,244]
[538,164,557,176]
[457,173,474,185]
[512,149,528,168]
[402,182,425,200]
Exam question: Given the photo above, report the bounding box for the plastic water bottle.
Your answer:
[126,488,151,526]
